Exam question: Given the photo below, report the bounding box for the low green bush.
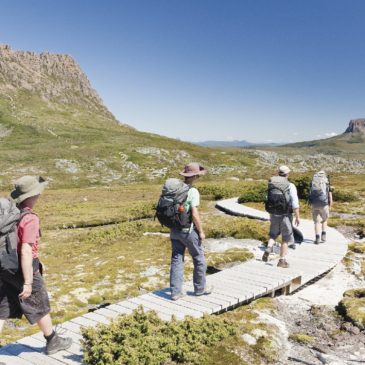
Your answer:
[206,248,254,268]
[237,183,266,203]
[198,183,243,200]
[332,190,357,202]
[81,307,238,365]
[289,175,312,200]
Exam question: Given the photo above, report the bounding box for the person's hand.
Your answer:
[199,231,206,241]
[19,284,32,300]
[295,217,300,226]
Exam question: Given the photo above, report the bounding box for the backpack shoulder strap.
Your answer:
[18,209,34,224]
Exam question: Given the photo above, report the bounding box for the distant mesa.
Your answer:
[344,119,365,134]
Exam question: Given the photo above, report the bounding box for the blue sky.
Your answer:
[1,0,364,143]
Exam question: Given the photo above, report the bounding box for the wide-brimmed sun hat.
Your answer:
[278,165,291,175]
[10,176,48,204]
[180,162,207,177]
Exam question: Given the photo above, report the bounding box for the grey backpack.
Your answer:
[265,176,292,215]
[309,172,329,206]
[0,198,29,275]
[156,178,192,229]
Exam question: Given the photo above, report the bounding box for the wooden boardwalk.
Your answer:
[0,199,348,364]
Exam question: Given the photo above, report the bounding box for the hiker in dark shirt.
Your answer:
[0,176,71,356]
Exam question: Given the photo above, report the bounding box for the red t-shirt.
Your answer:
[17,208,40,259]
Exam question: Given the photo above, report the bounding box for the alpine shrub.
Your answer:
[81,307,238,365]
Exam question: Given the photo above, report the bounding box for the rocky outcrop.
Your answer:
[345,119,365,134]
[0,44,110,114]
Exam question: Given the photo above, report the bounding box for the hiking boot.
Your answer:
[321,231,326,242]
[277,259,289,268]
[45,333,72,355]
[262,247,273,262]
[195,285,214,296]
[314,236,320,245]
[171,292,185,301]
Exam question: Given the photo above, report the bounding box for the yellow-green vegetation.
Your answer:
[237,183,267,203]
[206,249,254,269]
[82,298,278,365]
[338,288,365,330]
[348,242,365,254]
[288,333,315,344]
[81,307,238,365]
[205,215,268,241]
[343,242,365,278]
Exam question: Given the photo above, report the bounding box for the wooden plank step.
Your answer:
[82,312,111,325]
[17,335,82,362]
[153,289,223,312]
[0,350,34,365]
[70,316,99,328]
[217,269,290,288]
[113,300,172,321]
[93,307,122,320]
[127,297,186,320]
[106,303,133,315]
[141,293,205,317]
[2,343,65,365]
[208,275,268,295]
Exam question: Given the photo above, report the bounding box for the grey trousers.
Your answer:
[170,228,206,296]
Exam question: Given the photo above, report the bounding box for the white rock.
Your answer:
[241,334,257,345]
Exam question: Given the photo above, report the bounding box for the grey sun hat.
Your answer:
[278,165,291,175]
[10,176,48,204]
[180,162,207,177]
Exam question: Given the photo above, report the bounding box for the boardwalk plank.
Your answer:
[0,351,34,365]
[127,297,185,320]
[82,312,111,325]
[4,343,65,365]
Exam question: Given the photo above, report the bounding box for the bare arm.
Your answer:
[329,191,333,208]
[293,208,300,226]
[191,207,205,240]
[19,243,33,299]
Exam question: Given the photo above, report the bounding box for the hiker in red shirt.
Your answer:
[0,176,71,356]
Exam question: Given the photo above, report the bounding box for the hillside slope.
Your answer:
[0,45,254,188]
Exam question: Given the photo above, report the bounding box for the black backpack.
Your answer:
[156,178,192,229]
[0,198,30,275]
[265,176,292,215]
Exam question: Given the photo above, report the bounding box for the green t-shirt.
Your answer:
[184,187,200,213]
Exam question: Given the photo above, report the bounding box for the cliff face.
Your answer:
[0,44,108,113]
[345,119,365,134]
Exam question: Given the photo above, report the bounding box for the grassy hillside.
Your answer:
[277,132,365,157]
[0,90,256,189]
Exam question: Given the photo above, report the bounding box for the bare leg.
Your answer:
[322,220,328,232]
[280,242,288,258]
[267,238,276,249]
[0,319,4,332]
[37,314,53,337]
[315,220,321,236]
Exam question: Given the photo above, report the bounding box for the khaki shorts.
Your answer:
[312,205,330,223]
[269,214,294,243]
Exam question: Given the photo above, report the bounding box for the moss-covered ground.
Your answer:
[338,288,365,330]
